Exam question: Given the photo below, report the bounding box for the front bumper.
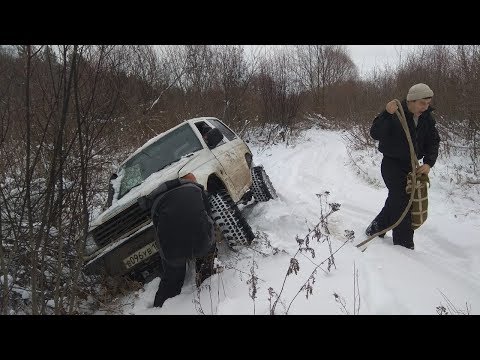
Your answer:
[83,222,161,280]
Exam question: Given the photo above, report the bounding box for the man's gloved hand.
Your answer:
[416,164,431,175]
[386,100,399,115]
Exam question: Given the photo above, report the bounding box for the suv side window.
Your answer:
[208,119,237,141]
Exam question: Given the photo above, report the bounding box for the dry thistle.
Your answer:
[287,258,300,276]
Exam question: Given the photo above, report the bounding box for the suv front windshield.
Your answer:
[117,124,203,199]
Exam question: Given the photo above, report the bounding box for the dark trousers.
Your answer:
[153,257,186,308]
[371,156,414,249]
[154,244,217,308]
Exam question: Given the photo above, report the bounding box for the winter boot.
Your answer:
[195,246,218,287]
[365,220,386,238]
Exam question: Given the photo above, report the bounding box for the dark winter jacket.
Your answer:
[138,179,215,262]
[370,99,441,168]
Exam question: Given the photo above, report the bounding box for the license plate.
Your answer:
[123,241,159,270]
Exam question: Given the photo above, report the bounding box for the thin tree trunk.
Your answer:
[24,45,39,315]
[68,46,90,314]
[35,45,77,314]
[0,198,8,314]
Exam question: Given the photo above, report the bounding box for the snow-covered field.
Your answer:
[112,127,480,315]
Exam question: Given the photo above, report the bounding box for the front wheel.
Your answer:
[209,190,255,249]
[251,166,277,202]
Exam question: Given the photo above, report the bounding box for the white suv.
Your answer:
[83,117,276,282]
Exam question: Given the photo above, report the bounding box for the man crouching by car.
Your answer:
[138,177,217,308]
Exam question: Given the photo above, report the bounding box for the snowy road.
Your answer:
[120,127,480,315]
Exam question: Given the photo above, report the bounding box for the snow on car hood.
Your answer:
[89,155,194,230]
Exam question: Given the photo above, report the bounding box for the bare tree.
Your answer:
[253,48,303,141]
[0,45,148,314]
[144,46,189,115]
[214,45,261,131]
[295,45,357,116]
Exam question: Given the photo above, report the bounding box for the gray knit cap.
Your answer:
[407,83,434,101]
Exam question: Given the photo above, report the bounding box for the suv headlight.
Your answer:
[84,233,98,256]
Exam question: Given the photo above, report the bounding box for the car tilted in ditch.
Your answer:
[83,117,277,283]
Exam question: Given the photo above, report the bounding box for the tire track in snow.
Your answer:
[250,128,480,314]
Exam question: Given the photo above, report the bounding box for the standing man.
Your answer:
[366,83,441,250]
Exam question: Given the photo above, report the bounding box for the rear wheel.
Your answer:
[209,190,255,249]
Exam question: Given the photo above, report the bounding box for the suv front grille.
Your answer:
[92,203,151,248]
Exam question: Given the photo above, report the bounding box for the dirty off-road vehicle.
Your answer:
[83,117,276,283]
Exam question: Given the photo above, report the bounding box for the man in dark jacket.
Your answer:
[366,83,441,250]
[138,178,217,308]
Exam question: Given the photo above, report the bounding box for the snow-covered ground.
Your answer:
[112,127,480,315]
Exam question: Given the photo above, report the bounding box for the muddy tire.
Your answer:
[251,166,277,202]
[209,190,255,249]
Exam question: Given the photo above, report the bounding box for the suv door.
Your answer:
[205,119,252,199]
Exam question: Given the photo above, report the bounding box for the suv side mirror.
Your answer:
[205,128,223,149]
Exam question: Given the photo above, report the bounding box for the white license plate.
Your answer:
[123,241,159,269]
